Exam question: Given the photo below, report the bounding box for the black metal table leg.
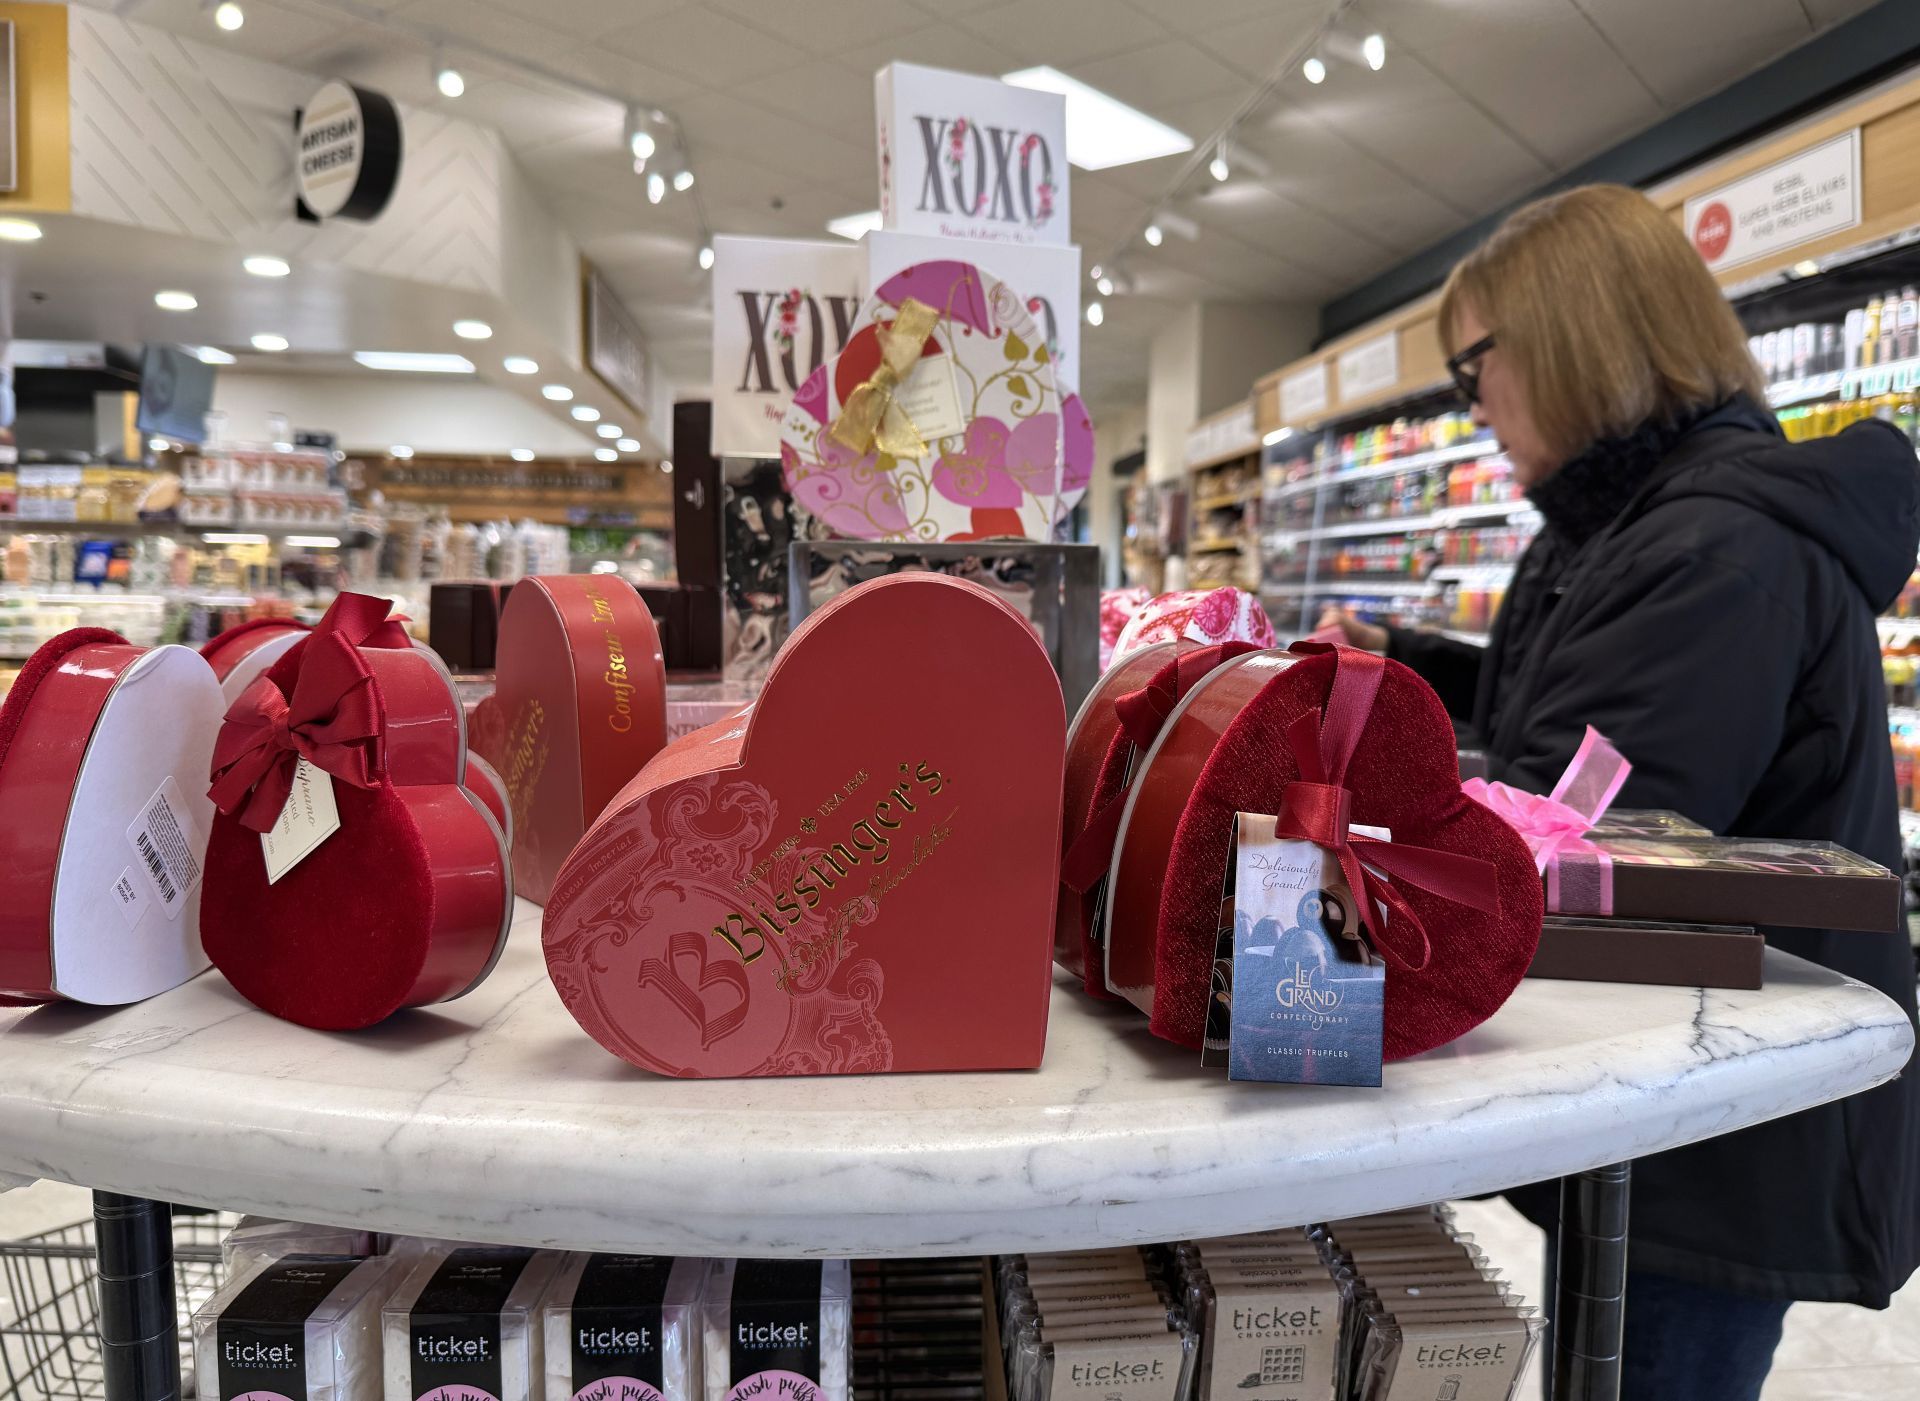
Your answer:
[1552,1161,1632,1401]
[93,1192,179,1401]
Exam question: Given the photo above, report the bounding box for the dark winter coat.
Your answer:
[1387,396,1920,1306]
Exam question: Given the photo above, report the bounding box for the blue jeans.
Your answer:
[1542,1235,1791,1400]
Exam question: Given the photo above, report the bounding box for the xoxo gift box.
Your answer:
[200,594,513,1030]
[1100,645,1542,1061]
[0,629,222,1004]
[780,260,1068,544]
[876,62,1069,246]
[541,573,1066,1078]
[201,618,311,706]
[479,575,667,905]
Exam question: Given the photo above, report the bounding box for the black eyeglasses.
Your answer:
[1447,333,1496,405]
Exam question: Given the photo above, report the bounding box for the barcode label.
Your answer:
[124,777,203,919]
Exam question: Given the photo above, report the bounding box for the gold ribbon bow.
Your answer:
[826,297,941,459]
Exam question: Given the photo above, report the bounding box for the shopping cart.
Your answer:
[0,1212,236,1401]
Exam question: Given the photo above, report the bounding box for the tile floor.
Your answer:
[1,1180,1916,1399]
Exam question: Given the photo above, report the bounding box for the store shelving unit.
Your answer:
[0,902,1909,1401]
[1183,403,1263,592]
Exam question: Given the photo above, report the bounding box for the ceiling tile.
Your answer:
[1322,88,1553,213]
[468,78,615,153]
[673,89,873,191]
[1187,3,1334,83]
[1574,0,1812,108]
[955,0,1169,68]
[601,6,796,82]
[1069,39,1251,117]
[737,59,877,140]
[556,44,704,105]
[1122,0,1296,27]
[831,22,1024,79]
[391,0,580,64]
[1349,0,1569,54]
[1413,13,1660,167]
[480,0,690,42]
[706,0,926,55]
[1186,184,1396,283]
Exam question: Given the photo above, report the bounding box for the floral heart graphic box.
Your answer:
[778,260,1081,542]
[542,573,1067,1078]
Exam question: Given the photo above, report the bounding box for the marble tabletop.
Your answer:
[0,901,1909,1257]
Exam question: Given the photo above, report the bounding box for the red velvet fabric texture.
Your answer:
[1150,650,1543,1060]
[200,780,437,1030]
[0,628,127,775]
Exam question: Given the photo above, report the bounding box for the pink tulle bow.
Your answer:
[1463,726,1632,914]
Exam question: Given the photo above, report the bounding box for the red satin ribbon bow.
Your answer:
[207,596,398,831]
[1060,642,1263,895]
[1274,642,1501,973]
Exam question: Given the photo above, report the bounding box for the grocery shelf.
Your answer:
[1264,578,1441,599]
[1437,499,1537,527]
[1428,562,1518,585]
[1267,513,1441,546]
[1185,442,1261,473]
[1267,440,1503,502]
[1190,538,1247,554]
[1766,370,1846,408]
[1194,492,1256,511]
[0,517,357,540]
[1767,355,1920,408]
[1880,616,1920,645]
[0,901,1907,1258]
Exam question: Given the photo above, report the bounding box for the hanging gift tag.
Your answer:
[1217,811,1388,1087]
[890,350,966,449]
[260,758,342,885]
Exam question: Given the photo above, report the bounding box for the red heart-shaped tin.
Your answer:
[542,573,1066,1077]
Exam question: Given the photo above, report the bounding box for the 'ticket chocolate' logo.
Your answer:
[1415,1343,1510,1366]
[416,1334,492,1362]
[223,1341,296,1368]
[577,1326,651,1355]
[1068,1357,1165,1386]
[736,1321,811,1348]
[913,116,1057,229]
[1230,1304,1323,1331]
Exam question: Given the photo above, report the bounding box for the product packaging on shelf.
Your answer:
[428,581,514,672]
[222,1217,380,1277]
[851,1258,989,1401]
[382,1248,564,1401]
[875,63,1069,247]
[996,1248,1193,1401]
[201,619,313,705]
[470,575,667,905]
[540,1254,706,1401]
[778,260,1066,544]
[1092,644,1542,1063]
[200,593,513,1030]
[542,573,1066,1078]
[0,628,222,1005]
[702,1260,851,1401]
[1109,588,1277,666]
[195,1253,397,1401]
[1176,1228,1341,1401]
[1527,916,1763,989]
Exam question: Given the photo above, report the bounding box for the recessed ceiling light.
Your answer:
[502,356,538,375]
[541,384,573,401]
[1303,56,1327,84]
[571,405,601,421]
[660,460,673,474]
[1097,276,1115,296]
[698,245,715,271]
[616,438,640,453]
[1143,224,1163,247]
[452,319,492,340]
[1086,301,1104,326]
[510,448,535,462]
[211,1,244,32]
[251,333,289,352]
[1000,66,1192,170]
[1362,33,1387,71]
[193,345,237,365]
[0,217,43,242]
[596,424,621,438]
[352,351,475,373]
[594,447,618,462]
[1209,148,1229,182]
[673,169,695,192]
[154,290,198,311]
[646,171,667,204]
[434,54,464,99]
[390,445,414,458]
[243,255,290,278]
[827,210,882,241]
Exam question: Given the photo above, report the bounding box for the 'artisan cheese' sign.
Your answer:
[296,80,402,222]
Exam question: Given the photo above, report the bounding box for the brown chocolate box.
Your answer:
[1527,917,1764,989]
[1552,836,1900,933]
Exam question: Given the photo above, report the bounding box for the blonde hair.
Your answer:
[1437,184,1763,459]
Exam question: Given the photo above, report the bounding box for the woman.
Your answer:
[1322,184,1920,1398]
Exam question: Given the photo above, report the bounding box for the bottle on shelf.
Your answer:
[1900,286,1920,361]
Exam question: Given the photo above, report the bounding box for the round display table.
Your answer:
[1,900,1910,1401]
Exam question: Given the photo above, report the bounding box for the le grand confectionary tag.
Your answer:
[1206,811,1387,1087]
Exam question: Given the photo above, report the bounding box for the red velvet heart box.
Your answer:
[200,594,513,1030]
[201,618,310,706]
[0,629,224,1004]
[542,573,1066,1077]
[1102,646,1542,1061]
[489,576,667,904]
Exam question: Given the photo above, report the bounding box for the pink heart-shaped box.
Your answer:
[542,573,1066,1077]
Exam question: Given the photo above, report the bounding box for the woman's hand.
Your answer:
[1316,606,1389,653]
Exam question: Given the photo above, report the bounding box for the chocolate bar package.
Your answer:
[1584,809,1711,839]
[1527,917,1763,989]
[1551,836,1899,932]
